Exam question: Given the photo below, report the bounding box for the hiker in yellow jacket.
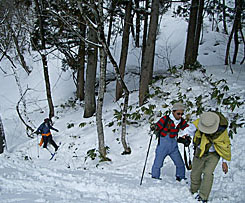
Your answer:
[187,111,231,202]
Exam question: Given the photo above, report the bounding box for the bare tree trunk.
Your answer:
[239,28,245,64]
[34,0,54,119]
[96,47,107,159]
[77,18,86,101]
[95,1,112,160]
[193,0,204,60]
[116,0,132,101]
[107,1,116,46]
[232,0,242,64]
[222,0,228,34]
[78,0,108,160]
[184,0,199,68]
[139,0,159,106]
[225,0,241,65]
[84,26,98,118]
[225,25,235,65]
[135,0,140,47]
[97,2,131,155]
[142,0,149,64]
[0,114,6,153]
[78,0,131,155]
[42,54,54,118]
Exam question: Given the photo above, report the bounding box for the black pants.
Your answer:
[43,135,58,150]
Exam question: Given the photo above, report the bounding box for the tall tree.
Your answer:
[142,0,149,62]
[139,0,160,106]
[135,0,141,47]
[225,0,243,65]
[116,0,132,101]
[107,1,117,46]
[33,0,54,118]
[222,0,228,34]
[84,25,98,118]
[76,17,86,101]
[78,0,131,156]
[184,0,204,68]
[40,0,87,102]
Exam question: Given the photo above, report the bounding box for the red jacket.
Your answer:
[156,115,189,138]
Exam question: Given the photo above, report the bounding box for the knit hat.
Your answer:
[198,112,220,134]
[172,102,185,111]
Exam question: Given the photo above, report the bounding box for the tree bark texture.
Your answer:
[141,0,149,64]
[76,18,86,101]
[135,0,140,47]
[107,1,116,46]
[96,47,107,159]
[0,114,6,153]
[193,0,204,60]
[139,0,159,106]
[225,0,242,65]
[84,26,98,118]
[184,0,199,68]
[116,0,132,101]
[42,54,54,118]
[222,0,228,34]
[232,0,242,64]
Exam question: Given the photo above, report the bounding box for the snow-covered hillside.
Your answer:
[0,8,245,203]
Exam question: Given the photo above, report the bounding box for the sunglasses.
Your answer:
[176,112,184,116]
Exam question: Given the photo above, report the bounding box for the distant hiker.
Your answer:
[35,118,59,151]
[187,112,231,202]
[151,102,190,181]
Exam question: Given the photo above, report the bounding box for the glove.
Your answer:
[177,136,191,147]
[222,162,228,174]
[150,124,156,131]
[55,129,59,132]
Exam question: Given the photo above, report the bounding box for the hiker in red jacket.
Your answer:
[151,102,189,181]
[36,118,59,151]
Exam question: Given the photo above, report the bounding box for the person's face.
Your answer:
[173,110,184,120]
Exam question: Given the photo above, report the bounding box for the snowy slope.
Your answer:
[0,8,245,203]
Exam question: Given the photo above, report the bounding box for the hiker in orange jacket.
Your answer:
[36,118,59,151]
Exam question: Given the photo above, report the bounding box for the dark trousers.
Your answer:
[43,135,58,150]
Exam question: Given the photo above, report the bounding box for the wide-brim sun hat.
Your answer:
[198,112,220,134]
[172,102,185,111]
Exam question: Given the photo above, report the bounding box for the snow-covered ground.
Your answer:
[0,8,245,203]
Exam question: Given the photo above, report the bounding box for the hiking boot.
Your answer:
[152,177,162,180]
[176,177,187,182]
[195,194,208,202]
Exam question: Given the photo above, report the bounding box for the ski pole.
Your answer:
[140,131,153,185]
[36,134,39,158]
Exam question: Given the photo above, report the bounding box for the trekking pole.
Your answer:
[36,134,39,158]
[140,131,153,185]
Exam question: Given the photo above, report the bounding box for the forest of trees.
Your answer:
[0,0,244,156]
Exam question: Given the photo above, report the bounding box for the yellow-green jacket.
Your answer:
[193,112,231,161]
